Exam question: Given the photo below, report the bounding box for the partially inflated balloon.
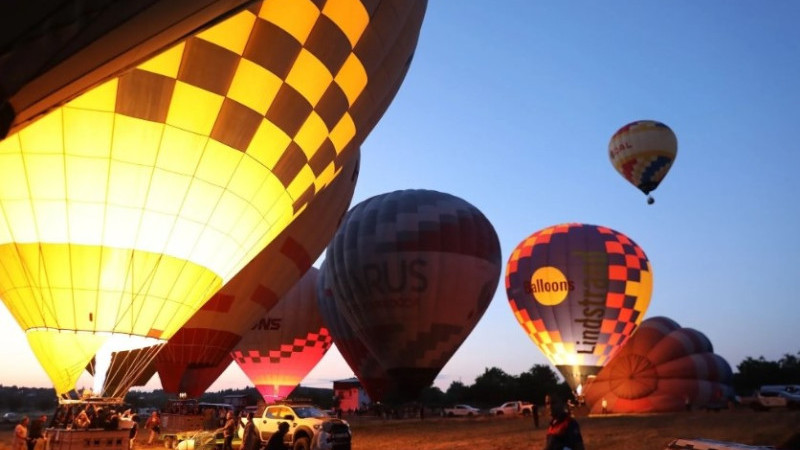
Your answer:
[232,268,332,403]
[0,0,426,398]
[324,189,501,401]
[609,120,677,204]
[583,317,733,413]
[506,223,653,391]
[317,261,394,402]
[155,151,359,398]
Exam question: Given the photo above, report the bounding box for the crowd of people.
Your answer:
[10,405,141,450]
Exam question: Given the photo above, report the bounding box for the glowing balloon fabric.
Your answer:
[0,0,255,137]
[323,189,502,401]
[232,268,332,403]
[506,223,653,390]
[155,151,359,398]
[583,317,733,413]
[0,0,426,397]
[609,120,677,204]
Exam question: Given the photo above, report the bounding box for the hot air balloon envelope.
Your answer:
[506,223,653,390]
[324,189,501,401]
[609,120,677,203]
[232,268,331,403]
[0,0,426,398]
[583,316,733,413]
[0,0,256,137]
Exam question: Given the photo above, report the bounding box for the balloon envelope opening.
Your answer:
[91,333,164,396]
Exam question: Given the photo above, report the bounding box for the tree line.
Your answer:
[0,351,797,413]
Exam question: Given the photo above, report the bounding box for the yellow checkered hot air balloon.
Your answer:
[0,0,426,399]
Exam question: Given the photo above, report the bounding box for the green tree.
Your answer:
[471,367,517,406]
[733,356,782,395]
[444,380,470,405]
[517,364,562,405]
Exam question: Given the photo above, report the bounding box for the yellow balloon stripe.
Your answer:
[0,243,222,337]
[27,330,107,396]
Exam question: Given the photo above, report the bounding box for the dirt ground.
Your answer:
[1,409,798,450]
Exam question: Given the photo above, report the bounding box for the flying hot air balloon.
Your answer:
[232,268,332,403]
[583,316,733,414]
[0,0,257,138]
[155,150,360,398]
[506,223,653,391]
[609,120,677,204]
[0,0,427,399]
[317,261,394,402]
[323,189,502,401]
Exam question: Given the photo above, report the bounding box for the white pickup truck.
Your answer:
[239,403,351,450]
[746,385,800,411]
[489,401,534,416]
[442,404,481,417]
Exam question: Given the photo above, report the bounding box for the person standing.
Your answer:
[145,411,161,445]
[128,414,139,450]
[545,404,584,450]
[73,409,91,430]
[532,403,540,428]
[13,417,29,450]
[265,422,289,450]
[241,412,259,450]
[221,411,236,450]
[601,397,608,414]
[27,415,47,450]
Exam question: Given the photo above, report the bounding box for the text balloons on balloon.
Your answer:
[323,189,502,402]
[506,223,653,391]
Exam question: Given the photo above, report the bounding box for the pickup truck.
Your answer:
[442,404,481,417]
[239,403,351,450]
[489,401,534,416]
[744,385,800,411]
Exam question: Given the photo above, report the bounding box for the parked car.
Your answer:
[2,412,20,423]
[240,403,351,450]
[489,401,533,416]
[442,404,481,417]
[740,385,799,411]
[757,385,800,409]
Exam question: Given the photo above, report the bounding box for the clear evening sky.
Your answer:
[1,1,798,393]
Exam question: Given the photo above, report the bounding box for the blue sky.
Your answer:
[2,1,799,392]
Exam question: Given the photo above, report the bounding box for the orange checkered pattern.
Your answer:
[506,223,652,368]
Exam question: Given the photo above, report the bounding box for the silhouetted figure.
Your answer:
[221,411,236,450]
[545,404,584,450]
[265,422,289,450]
[27,415,47,450]
[241,412,259,450]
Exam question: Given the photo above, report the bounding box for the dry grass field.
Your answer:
[1,409,797,450]
[344,409,800,449]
